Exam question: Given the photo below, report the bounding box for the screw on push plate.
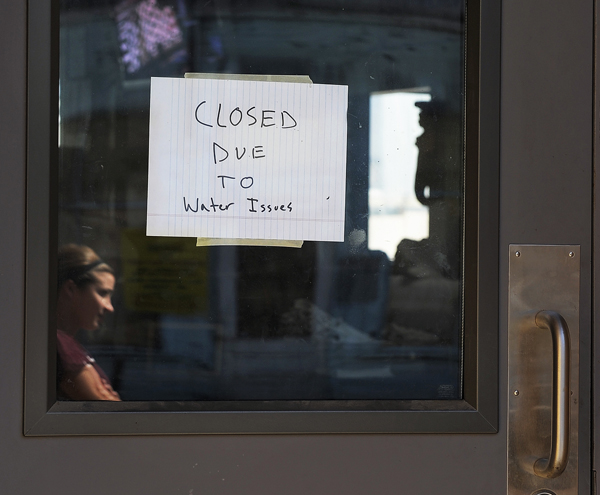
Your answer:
[513,390,520,396]
[515,251,521,257]
[569,251,575,258]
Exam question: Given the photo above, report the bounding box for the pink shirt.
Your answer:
[57,329,110,391]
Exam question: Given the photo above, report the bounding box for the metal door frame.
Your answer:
[23,0,500,435]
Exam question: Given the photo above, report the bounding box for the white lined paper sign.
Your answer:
[147,77,348,242]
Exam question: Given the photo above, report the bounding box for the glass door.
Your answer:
[6,0,592,493]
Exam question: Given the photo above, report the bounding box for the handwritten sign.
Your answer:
[146,76,348,242]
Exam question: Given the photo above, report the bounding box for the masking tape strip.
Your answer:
[184,73,313,84]
[196,238,303,248]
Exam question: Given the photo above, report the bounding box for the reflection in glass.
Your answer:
[58,0,465,402]
[368,90,431,259]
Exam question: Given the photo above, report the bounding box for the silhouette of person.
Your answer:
[413,100,462,279]
[56,244,120,400]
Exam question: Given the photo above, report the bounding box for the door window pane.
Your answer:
[57,0,465,402]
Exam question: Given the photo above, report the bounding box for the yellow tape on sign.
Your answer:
[196,238,303,248]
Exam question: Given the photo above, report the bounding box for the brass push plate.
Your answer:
[508,245,579,495]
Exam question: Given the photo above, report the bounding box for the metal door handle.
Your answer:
[532,310,571,478]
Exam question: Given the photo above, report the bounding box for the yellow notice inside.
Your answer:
[122,229,208,314]
[185,73,310,249]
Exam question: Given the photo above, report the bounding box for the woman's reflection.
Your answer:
[56,244,120,401]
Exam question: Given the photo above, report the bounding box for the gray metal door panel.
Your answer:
[0,0,592,494]
[501,1,593,491]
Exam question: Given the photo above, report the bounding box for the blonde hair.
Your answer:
[57,244,113,289]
